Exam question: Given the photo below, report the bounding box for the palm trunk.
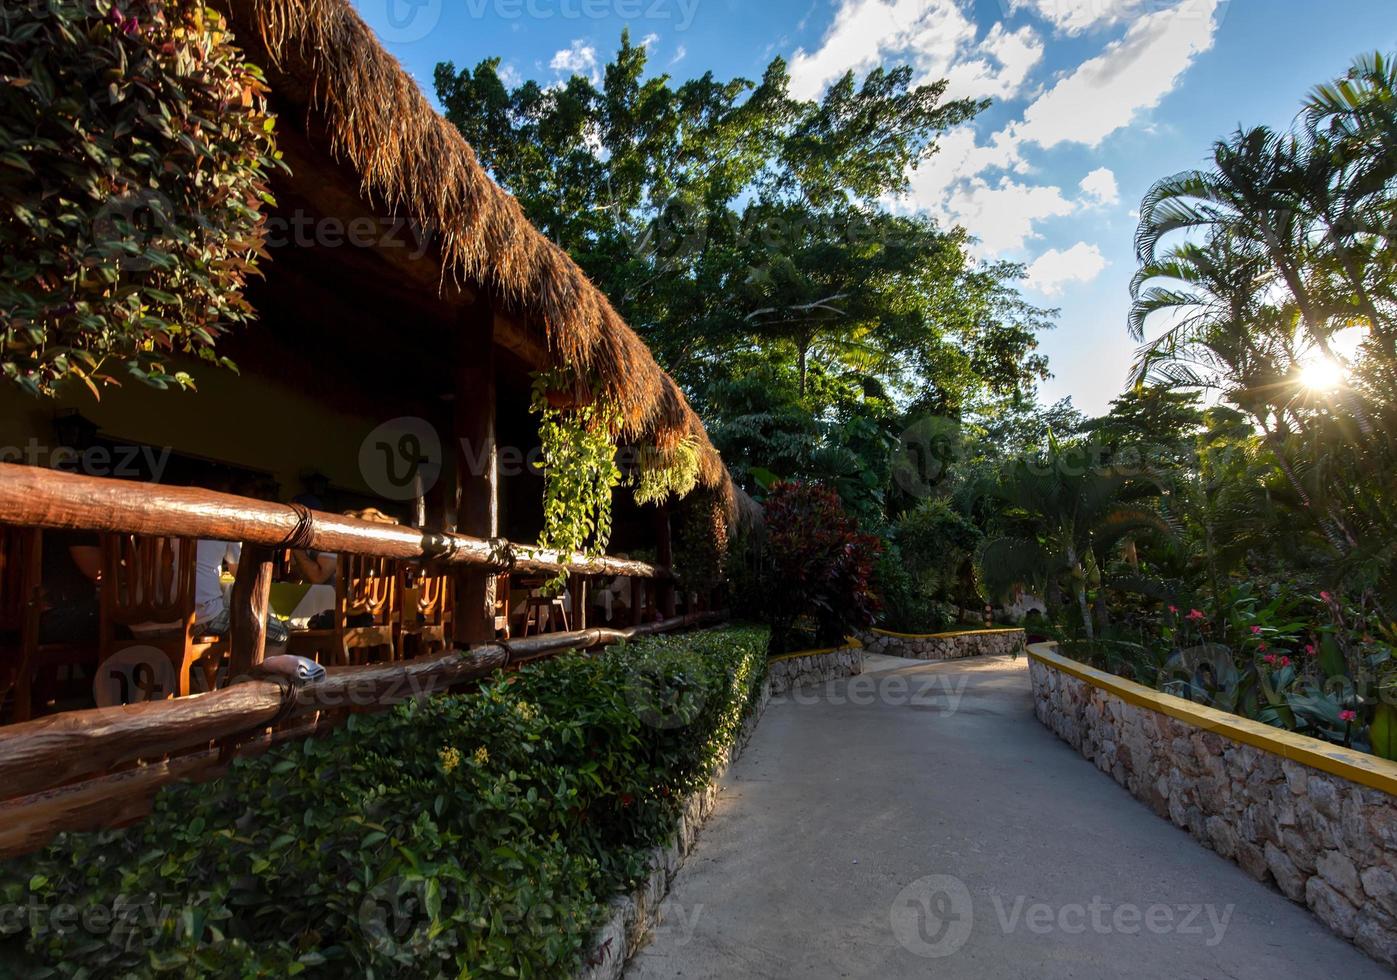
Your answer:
[1076,580,1094,642]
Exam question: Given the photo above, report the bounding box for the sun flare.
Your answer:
[1299,357,1345,392]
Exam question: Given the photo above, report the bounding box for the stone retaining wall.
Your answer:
[857,627,1024,661]
[577,681,771,980]
[1029,649,1397,969]
[765,645,863,695]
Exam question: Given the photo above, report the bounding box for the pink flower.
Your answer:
[1168,605,1179,615]
[1279,656,1291,668]
[1320,591,1333,603]
[1305,644,1316,656]
[1340,710,1358,723]
[1258,642,1268,652]
[1187,609,1205,622]
[1263,654,1277,665]
[1250,625,1262,635]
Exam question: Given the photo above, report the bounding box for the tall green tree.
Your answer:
[435,35,1053,453]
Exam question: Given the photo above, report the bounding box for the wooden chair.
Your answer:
[99,534,226,700]
[290,555,399,666]
[0,525,41,722]
[396,565,453,658]
[522,589,570,637]
[494,573,512,640]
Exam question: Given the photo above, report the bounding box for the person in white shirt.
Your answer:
[193,539,289,648]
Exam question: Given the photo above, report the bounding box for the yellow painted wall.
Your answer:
[0,361,387,499]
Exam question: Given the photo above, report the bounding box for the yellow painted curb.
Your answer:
[1027,643,1397,797]
[872,627,1023,641]
[769,636,864,664]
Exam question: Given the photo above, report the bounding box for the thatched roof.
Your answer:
[222,0,735,506]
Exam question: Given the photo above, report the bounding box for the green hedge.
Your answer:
[0,626,768,978]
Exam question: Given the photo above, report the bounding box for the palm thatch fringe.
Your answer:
[221,0,735,504]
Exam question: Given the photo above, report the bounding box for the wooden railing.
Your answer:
[0,462,724,857]
[0,463,672,580]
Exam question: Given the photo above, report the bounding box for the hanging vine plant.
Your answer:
[530,367,623,592]
[630,435,701,507]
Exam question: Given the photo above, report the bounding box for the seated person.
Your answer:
[193,539,289,649]
[37,532,102,646]
[289,548,337,585]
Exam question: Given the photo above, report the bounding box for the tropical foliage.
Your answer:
[0,627,769,978]
[0,0,280,396]
[530,370,625,590]
[1041,52,1397,759]
[436,33,1055,524]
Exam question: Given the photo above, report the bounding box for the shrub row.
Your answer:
[0,625,769,978]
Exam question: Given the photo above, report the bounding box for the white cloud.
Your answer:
[946,177,1076,254]
[1008,0,1149,36]
[1079,166,1119,206]
[788,0,1043,103]
[497,63,522,89]
[945,24,1045,100]
[889,0,1219,260]
[1011,0,1222,150]
[1026,242,1109,295]
[549,39,597,75]
[639,32,660,49]
[670,44,688,66]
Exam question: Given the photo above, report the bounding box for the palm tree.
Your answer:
[977,437,1167,640]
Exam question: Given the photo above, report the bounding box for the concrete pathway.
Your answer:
[627,654,1391,979]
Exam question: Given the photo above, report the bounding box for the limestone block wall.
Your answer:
[857,627,1025,661]
[1029,646,1397,969]
[766,644,863,695]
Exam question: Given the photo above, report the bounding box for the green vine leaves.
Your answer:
[530,369,623,592]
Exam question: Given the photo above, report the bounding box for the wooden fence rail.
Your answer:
[0,462,729,858]
[0,612,727,858]
[0,462,672,580]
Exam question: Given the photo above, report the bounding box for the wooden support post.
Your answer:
[454,300,498,646]
[570,573,587,631]
[228,544,275,682]
[655,506,677,620]
[629,577,643,627]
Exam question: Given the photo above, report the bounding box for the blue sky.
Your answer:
[354,0,1397,415]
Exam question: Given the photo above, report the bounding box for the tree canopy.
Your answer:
[436,34,1054,512]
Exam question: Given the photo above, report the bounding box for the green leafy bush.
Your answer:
[876,499,981,632]
[0,0,281,396]
[0,626,768,978]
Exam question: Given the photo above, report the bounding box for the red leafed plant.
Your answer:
[764,481,883,654]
